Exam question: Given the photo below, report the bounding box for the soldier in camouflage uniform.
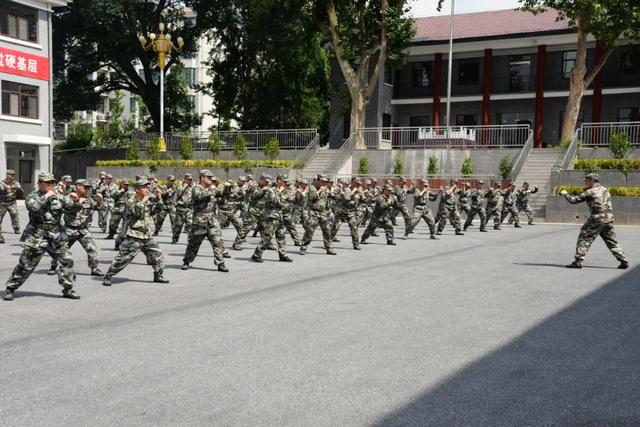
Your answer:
[106,180,129,240]
[561,173,629,269]
[485,182,503,230]
[181,170,229,272]
[251,174,294,263]
[436,181,464,235]
[49,179,105,277]
[55,175,74,196]
[154,175,178,236]
[217,178,244,242]
[3,172,80,301]
[515,182,539,225]
[331,177,362,250]
[172,173,194,244]
[280,176,302,246]
[393,178,414,237]
[357,179,374,227]
[98,174,118,233]
[0,169,22,243]
[463,180,488,232]
[114,180,136,250]
[407,178,438,240]
[457,182,472,222]
[102,177,169,286]
[87,171,106,228]
[500,183,521,228]
[289,179,306,243]
[233,174,265,250]
[300,174,336,255]
[361,184,398,245]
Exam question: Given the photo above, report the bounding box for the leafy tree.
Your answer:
[263,138,280,160]
[427,155,438,177]
[393,157,404,175]
[64,119,94,150]
[147,138,162,161]
[358,157,370,174]
[609,131,631,159]
[52,0,206,131]
[233,135,248,160]
[461,157,474,176]
[196,0,330,132]
[520,0,640,140]
[126,138,141,160]
[309,0,416,149]
[208,132,222,158]
[179,133,193,160]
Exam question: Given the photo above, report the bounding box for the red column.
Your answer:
[534,45,546,148]
[592,41,604,145]
[432,53,442,128]
[482,49,493,146]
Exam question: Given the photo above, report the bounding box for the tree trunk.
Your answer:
[560,26,588,142]
[350,91,366,149]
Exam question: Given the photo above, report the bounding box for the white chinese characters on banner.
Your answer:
[5,54,16,69]
[0,47,48,80]
[27,59,37,73]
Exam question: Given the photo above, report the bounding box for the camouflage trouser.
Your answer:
[0,202,20,236]
[290,207,303,226]
[362,215,394,242]
[219,209,243,235]
[410,206,436,236]
[393,204,413,234]
[486,204,502,228]
[50,230,99,271]
[254,217,287,258]
[106,236,164,277]
[436,206,462,233]
[464,206,487,231]
[98,205,112,231]
[108,209,125,237]
[282,212,300,244]
[234,208,261,248]
[358,205,373,227]
[183,223,226,267]
[172,208,193,242]
[301,210,333,251]
[155,206,177,234]
[517,202,534,224]
[574,218,628,264]
[6,240,75,292]
[331,209,360,247]
[501,203,520,226]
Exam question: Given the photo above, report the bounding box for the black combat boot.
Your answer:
[0,236,4,244]
[3,289,14,301]
[105,234,114,240]
[91,268,105,277]
[279,253,293,262]
[102,275,112,286]
[326,249,337,255]
[181,263,190,270]
[455,231,464,235]
[299,245,307,255]
[62,289,81,299]
[153,272,170,283]
[566,261,582,269]
[387,240,396,246]
[618,260,629,269]
[153,230,159,236]
[514,224,522,228]
[218,264,229,272]
[223,252,231,258]
[430,234,438,240]
[48,266,57,275]
[353,244,361,250]
[251,253,263,263]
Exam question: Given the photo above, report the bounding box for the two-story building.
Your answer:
[329,8,640,148]
[1,0,66,193]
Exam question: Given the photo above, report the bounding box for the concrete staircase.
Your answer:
[513,148,565,218]
[300,150,337,178]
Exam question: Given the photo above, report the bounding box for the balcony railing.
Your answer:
[579,121,640,146]
[358,125,531,149]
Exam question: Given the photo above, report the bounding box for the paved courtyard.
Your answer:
[0,207,639,426]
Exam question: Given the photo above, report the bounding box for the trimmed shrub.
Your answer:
[499,156,511,180]
[427,155,438,177]
[574,159,640,171]
[262,138,280,160]
[179,133,193,160]
[609,131,631,159]
[64,121,94,150]
[233,134,248,160]
[393,157,404,175]
[556,185,640,197]
[147,138,161,161]
[461,156,474,176]
[358,157,370,175]
[95,159,296,169]
[208,132,222,158]
[126,138,140,161]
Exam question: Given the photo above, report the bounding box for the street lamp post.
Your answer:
[139,23,184,152]
[445,0,455,143]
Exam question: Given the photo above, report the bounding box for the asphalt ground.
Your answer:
[0,207,639,426]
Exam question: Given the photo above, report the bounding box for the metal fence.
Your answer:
[358,125,531,150]
[579,122,640,146]
[133,129,319,151]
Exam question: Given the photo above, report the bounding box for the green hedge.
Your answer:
[573,159,640,171]
[556,185,640,197]
[95,159,298,169]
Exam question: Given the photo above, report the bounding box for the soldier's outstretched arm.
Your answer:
[561,190,586,204]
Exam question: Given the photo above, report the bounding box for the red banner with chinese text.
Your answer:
[0,46,50,81]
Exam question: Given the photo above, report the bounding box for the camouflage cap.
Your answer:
[299,178,309,185]
[75,179,89,187]
[316,173,328,182]
[105,174,113,179]
[167,175,176,181]
[585,173,599,182]
[478,180,484,184]
[147,174,155,180]
[6,169,15,175]
[134,177,149,188]
[62,175,72,182]
[238,176,247,182]
[260,173,272,181]
[276,173,287,181]
[135,175,146,181]
[399,176,406,181]
[99,171,106,177]
[383,184,394,191]
[184,173,193,180]
[224,181,232,187]
[38,172,56,182]
[199,169,214,178]
[364,179,372,185]
[247,174,255,180]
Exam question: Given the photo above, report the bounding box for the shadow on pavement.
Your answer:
[373,265,640,426]
[514,262,620,270]
[12,291,63,299]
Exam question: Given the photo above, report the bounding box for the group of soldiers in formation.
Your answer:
[0,167,629,301]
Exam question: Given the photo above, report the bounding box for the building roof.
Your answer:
[413,8,573,44]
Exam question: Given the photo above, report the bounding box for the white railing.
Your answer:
[510,130,535,180]
[555,128,583,171]
[323,134,355,176]
[358,125,531,149]
[288,133,320,177]
[133,129,319,151]
[579,121,640,146]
